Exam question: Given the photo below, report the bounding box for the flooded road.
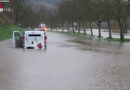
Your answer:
[0,32,130,90]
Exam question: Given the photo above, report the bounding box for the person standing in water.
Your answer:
[44,32,47,44]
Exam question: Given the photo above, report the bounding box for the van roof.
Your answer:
[24,31,44,34]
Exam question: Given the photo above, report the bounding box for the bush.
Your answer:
[0,25,24,41]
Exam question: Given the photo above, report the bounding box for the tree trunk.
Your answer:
[116,0,124,41]
[107,19,112,38]
[97,22,101,38]
[89,22,93,36]
[82,23,86,35]
[118,20,124,41]
[124,20,128,33]
[51,27,52,31]
[123,19,128,33]
[67,22,70,32]
[78,20,81,34]
[61,23,64,32]
[72,26,75,33]
[72,21,75,33]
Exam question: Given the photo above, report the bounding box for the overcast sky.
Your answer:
[28,0,62,8]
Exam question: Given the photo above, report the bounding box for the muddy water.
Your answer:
[0,32,130,90]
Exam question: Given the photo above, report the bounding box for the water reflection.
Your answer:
[22,44,47,51]
[44,44,47,51]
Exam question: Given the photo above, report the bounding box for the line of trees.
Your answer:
[1,0,130,41]
[2,0,46,27]
[47,0,130,41]
[9,0,39,27]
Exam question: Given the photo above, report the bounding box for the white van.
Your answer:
[23,31,45,49]
[13,31,45,49]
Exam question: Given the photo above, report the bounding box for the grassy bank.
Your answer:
[0,25,24,41]
[105,38,130,42]
[50,30,130,42]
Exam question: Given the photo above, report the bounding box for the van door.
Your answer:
[12,31,23,48]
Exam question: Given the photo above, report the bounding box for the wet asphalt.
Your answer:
[0,32,130,90]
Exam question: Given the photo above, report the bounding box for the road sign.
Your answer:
[73,22,77,26]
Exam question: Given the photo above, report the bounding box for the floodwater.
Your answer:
[0,32,130,90]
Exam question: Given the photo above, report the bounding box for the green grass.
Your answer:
[49,30,130,43]
[105,38,130,42]
[0,25,24,41]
